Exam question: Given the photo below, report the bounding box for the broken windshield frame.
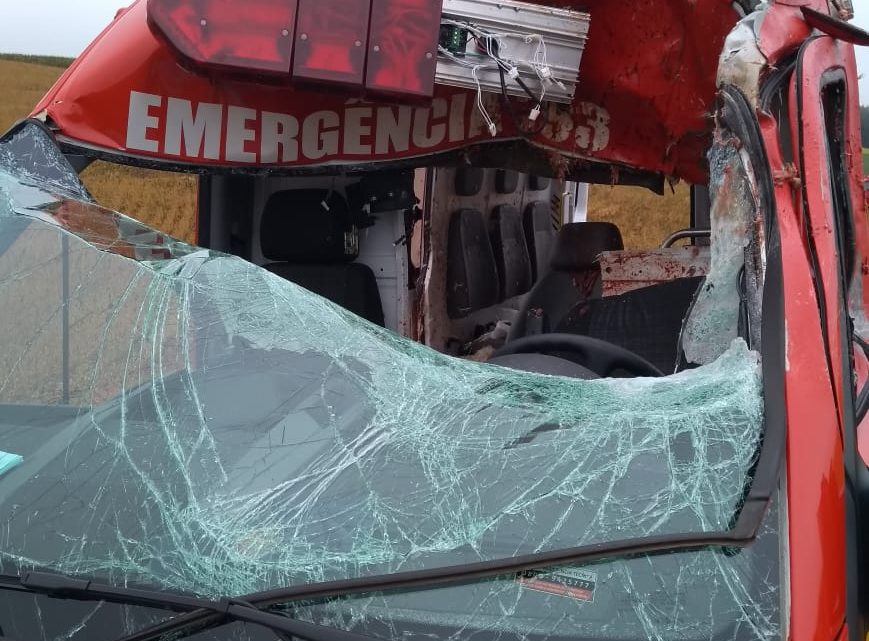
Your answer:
[0,103,785,641]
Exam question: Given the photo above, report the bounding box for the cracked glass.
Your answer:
[0,123,782,641]
[682,140,762,366]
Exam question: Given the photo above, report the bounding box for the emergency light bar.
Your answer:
[146,0,588,104]
[292,0,371,87]
[146,0,298,75]
[147,0,443,98]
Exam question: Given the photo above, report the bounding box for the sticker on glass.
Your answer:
[519,568,597,602]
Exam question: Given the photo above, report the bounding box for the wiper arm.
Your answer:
[0,571,379,641]
[115,521,769,641]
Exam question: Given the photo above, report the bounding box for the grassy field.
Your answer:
[0,59,198,243]
[588,184,688,248]
[0,53,75,67]
[0,58,686,249]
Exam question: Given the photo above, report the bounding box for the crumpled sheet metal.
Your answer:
[0,125,780,640]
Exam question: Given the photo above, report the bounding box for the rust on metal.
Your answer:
[597,247,711,296]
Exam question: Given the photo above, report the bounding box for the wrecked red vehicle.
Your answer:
[0,0,867,640]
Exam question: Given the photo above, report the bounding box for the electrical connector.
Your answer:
[488,122,498,137]
[528,105,541,121]
[539,66,553,81]
[507,66,520,79]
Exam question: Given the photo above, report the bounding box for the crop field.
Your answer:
[0,58,199,243]
[1,57,687,249]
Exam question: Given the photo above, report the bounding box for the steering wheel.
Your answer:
[492,333,664,378]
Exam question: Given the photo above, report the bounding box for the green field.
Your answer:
[0,53,75,68]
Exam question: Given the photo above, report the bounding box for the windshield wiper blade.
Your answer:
[0,571,380,641]
[2,571,209,612]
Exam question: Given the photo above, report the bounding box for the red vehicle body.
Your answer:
[4,0,869,640]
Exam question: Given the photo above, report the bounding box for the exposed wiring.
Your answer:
[442,18,554,88]
[472,65,498,136]
[438,43,499,136]
[437,45,492,69]
[498,65,546,137]
[494,50,542,106]
[438,18,569,136]
[439,18,555,126]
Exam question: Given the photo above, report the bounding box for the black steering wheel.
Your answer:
[492,333,664,378]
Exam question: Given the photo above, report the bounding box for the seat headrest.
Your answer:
[260,190,356,264]
[550,222,624,272]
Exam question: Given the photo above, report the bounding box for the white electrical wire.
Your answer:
[437,45,491,69]
[472,65,497,136]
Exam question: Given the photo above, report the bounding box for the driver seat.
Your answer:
[508,222,624,341]
[556,276,705,374]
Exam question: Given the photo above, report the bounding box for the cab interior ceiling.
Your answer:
[59,137,669,194]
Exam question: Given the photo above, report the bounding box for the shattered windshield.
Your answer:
[0,123,782,641]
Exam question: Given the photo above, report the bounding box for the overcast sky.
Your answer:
[0,0,867,102]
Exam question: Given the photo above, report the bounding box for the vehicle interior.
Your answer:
[22,0,736,384]
[187,163,712,381]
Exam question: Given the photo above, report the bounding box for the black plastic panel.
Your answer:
[528,175,551,191]
[495,170,519,194]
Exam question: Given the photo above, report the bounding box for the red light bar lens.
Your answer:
[292,0,372,87]
[147,0,297,75]
[365,0,442,98]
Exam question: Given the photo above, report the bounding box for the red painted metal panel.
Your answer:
[794,37,855,441]
[758,109,846,641]
[756,33,867,640]
[30,0,746,182]
[756,3,813,61]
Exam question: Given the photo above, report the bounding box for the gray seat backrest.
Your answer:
[447,209,499,318]
[523,201,555,282]
[489,205,532,300]
[508,222,624,341]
